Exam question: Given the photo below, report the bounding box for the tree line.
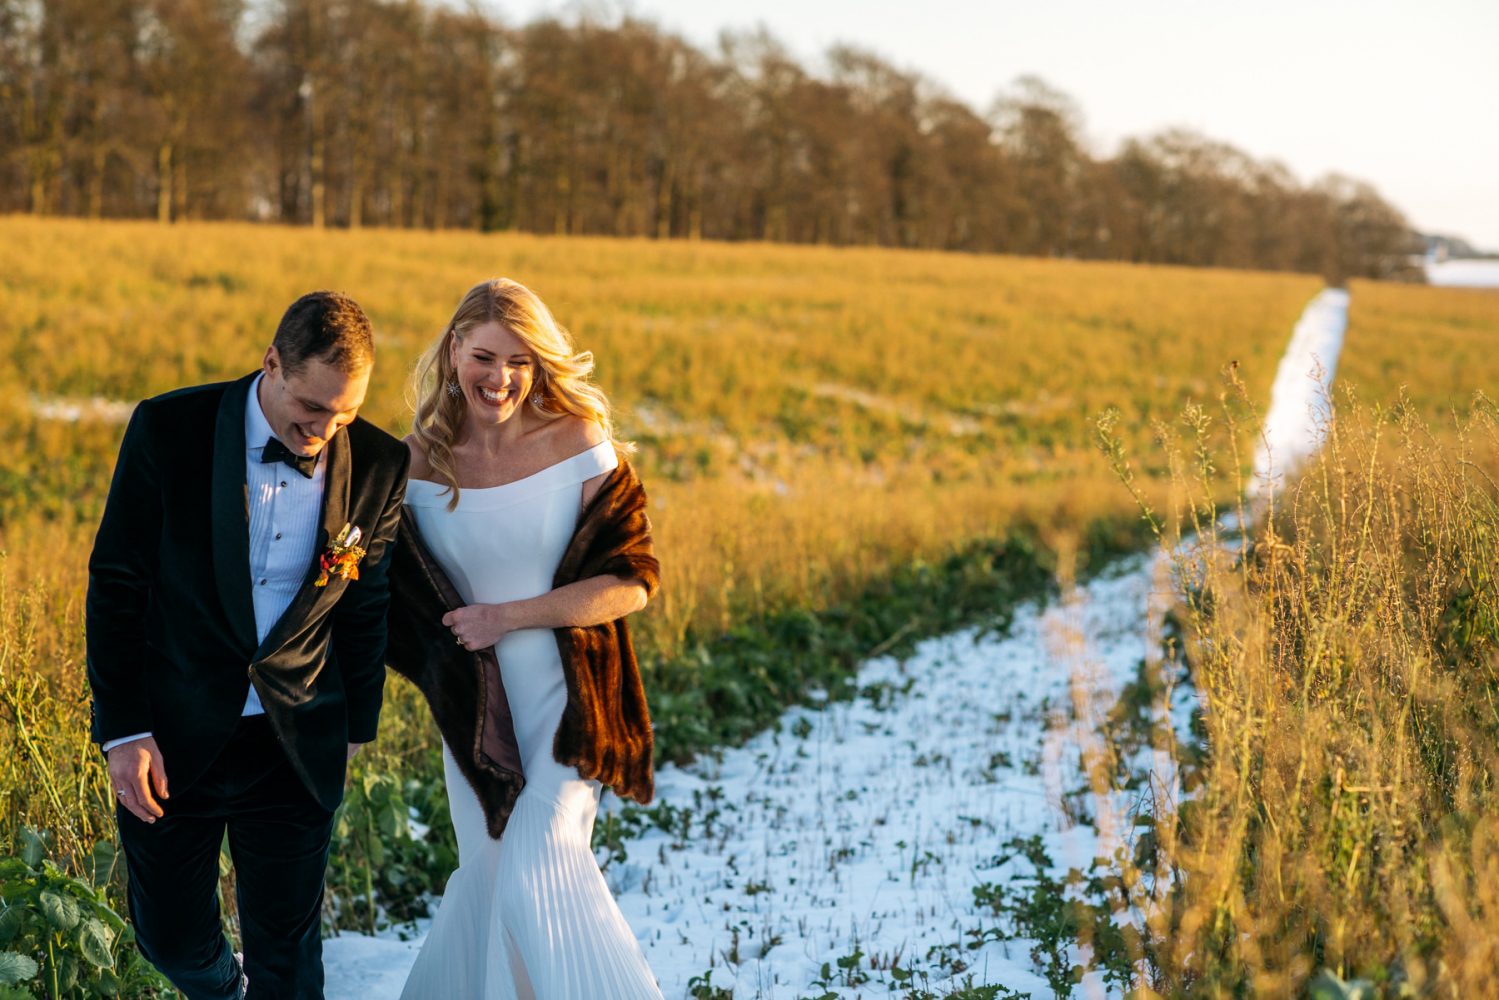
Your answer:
[0,0,1418,280]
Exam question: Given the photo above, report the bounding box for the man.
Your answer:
[86,291,409,998]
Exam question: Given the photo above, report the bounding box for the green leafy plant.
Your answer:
[325,760,456,933]
[0,828,173,998]
[686,970,733,999]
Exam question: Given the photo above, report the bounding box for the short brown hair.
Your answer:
[272,291,374,375]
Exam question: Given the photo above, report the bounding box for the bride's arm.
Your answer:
[443,576,648,651]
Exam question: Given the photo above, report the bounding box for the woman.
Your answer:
[386,278,665,998]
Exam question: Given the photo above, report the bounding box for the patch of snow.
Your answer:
[1425,259,1499,288]
[323,927,427,1000]
[1250,288,1348,497]
[29,395,136,423]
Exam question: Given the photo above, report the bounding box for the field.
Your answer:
[1341,278,1499,420]
[11,216,1496,996]
[0,218,1316,758]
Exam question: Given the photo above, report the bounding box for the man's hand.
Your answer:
[347,742,364,762]
[107,736,169,824]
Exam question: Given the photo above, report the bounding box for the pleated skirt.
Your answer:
[397,742,664,1000]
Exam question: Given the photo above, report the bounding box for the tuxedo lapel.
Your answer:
[320,420,352,553]
[211,374,259,653]
[252,422,353,663]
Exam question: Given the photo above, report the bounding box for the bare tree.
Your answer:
[991,75,1088,256]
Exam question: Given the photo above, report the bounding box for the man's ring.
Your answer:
[115,789,126,798]
[455,636,463,646]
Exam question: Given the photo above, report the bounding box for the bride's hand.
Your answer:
[442,603,512,651]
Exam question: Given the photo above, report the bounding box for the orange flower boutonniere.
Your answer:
[315,523,366,587]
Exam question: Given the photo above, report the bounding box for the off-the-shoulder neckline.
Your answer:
[405,440,614,493]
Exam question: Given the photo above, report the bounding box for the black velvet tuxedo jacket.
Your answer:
[85,372,409,811]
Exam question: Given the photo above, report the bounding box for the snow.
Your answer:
[322,286,1350,998]
[1249,288,1348,497]
[28,394,136,423]
[322,930,425,998]
[1425,259,1499,288]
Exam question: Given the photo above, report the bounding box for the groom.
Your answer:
[86,291,409,998]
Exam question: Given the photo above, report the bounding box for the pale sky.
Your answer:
[519,0,1499,250]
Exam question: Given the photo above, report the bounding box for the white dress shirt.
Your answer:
[102,374,326,752]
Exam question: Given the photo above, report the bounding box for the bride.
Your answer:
[387,278,665,998]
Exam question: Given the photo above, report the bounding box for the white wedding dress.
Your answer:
[399,442,664,999]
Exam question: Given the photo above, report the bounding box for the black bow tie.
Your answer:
[260,437,317,479]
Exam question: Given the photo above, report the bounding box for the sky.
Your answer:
[519,0,1499,250]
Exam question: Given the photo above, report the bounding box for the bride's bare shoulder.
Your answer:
[402,434,435,480]
[540,414,607,458]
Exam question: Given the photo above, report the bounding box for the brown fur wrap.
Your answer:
[548,456,659,805]
[385,454,659,839]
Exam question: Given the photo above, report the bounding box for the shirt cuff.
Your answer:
[101,732,153,753]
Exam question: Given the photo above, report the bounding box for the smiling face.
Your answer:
[258,346,370,456]
[450,320,537,427]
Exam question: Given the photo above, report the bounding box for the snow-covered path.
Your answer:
[1251,288,1347,496]
[324,564,1158,999]
[323,288,1350,998]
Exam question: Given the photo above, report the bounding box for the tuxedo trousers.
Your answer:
[116,714,337,1000]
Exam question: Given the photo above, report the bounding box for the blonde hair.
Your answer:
[410,278,630,509]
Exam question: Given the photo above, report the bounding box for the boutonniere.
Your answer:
[315,523,366,587]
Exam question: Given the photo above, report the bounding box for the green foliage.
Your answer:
[807,944,871,992]
[898,979,1029,1000]
[685,970,734,999]
[593,785,726,866]
[1308,970,1379,1000]
[0,829,172,998]
[798,950,1034,1000]
[969,836,1083,997]
[326,756,456,933]
[0,952,40,986]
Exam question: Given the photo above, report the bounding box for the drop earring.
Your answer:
[446,378,462,398]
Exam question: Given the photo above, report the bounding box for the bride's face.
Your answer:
[451,321,536,427]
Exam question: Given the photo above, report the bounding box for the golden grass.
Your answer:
[0,216,1317,877]
[0,215,1319,646]
[1341,279,1499,423]
[1086,371,1499,995]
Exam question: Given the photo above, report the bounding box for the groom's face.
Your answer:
[259,346,371,457]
